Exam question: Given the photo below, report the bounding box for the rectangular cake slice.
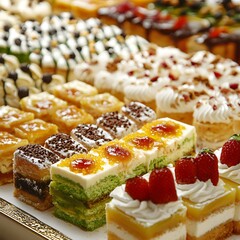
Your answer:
[13,144,60,210]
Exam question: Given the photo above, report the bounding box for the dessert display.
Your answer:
[13,144,60,210]
[19,92,68,122]
[13,118,58,145]
[174,150,236,240]
[44,133,88,159]
[216,134,240,234]
[106,167,187,240]
[0,105,34,133]
[49,80,98,107]
[49,105,94,134]
[70,124,114,150]
[50,118,196,230]
[80,93,124,118]
[0,131,28,185]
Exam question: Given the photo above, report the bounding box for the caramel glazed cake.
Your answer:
[50,118,196,231]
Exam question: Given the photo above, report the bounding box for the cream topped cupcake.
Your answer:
[193,95,235,149]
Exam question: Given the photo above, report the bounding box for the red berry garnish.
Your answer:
[151,123,177,135]
[174,16,187,30]
[209,27,227,38]
[220,134,240,167]
[229,83,239,90]
[116,2,133,13]
[149,168,178,204]
[195,148,219,186]
[131,136,155,150]
[125,176,149,201]
[213,71,222,79]
[175,157,197,184]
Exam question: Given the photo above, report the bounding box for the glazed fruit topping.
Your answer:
[125,167,178,204]
[174,16,187,30]
[105,144,131,162]
[149,168,178,204]
[195,148,219,186]
[70,158,95,172]
[116,2,133,13]
[151,123,177,135]
[131,136,154,150]
[175,157,197,184]
[220,134,240,167]
[209,27,228,38]
[125,176,149,201]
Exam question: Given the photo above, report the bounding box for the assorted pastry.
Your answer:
[0,1,240,239]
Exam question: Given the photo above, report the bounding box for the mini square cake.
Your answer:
[106,167,187,240]
[0,131,28,185]
[80,93,124,118]
[0,106,34,133]
[70,124,113,151]
[120,101,157,128]
[49,105,94,134]
[13,144,60,210]
[19,92,68,122]
[50,80,98,107]
[96,111,138,139]
[13,119,58,145]
[44,133,88,159]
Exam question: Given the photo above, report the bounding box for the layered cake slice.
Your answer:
[216,134,240,234]
[174,149,236,240]
[50,118,196,230]
[120,101,156,128]
[106,167,187,240]
[44,133,88,159]
[0,131,28,185]
[70,124,113,151]
[13,144,60,210]
[96,111,138,139]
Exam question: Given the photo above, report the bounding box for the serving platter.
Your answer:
[0,184,106,240]
[1,184,239,240]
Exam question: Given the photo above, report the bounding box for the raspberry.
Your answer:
[220,134,240,167]
[175,157,197,184]
[149,168,178,204]
[125,176,149,201]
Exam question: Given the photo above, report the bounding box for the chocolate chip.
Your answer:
[20,64,30,74]
[18,87,29,99]
[8,71,18,81]
[3,24,11,32]
[69,52,76,59]
[14,38,22,46]
[42,74,52,84]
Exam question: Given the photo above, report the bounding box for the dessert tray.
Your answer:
[0,184,106,240]
[0,184,239,240]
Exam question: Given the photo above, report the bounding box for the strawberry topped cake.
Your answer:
[216,134,240,234]
[106,167,187,240]
[174,149,235,240]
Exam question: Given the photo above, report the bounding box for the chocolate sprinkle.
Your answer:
[15,144,60,169]
[42,74,53,84]
[8,71,18,81]
[18,87,29,99]
[0,55,5,64]
[45,133,87,158]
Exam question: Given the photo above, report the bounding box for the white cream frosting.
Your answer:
[109,184,186,227]
[193,95,234,123]
[177,179,226,203]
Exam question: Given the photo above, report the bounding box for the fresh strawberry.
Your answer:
[149,167,178,204]
[173,16,187,30]
[125,176,149,201]
[220,134,240,167]
[175,157,197,184]
[195,148,219,186]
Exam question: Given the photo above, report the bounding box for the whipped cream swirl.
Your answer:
[110,185,185,227]
[177,179,225,203]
